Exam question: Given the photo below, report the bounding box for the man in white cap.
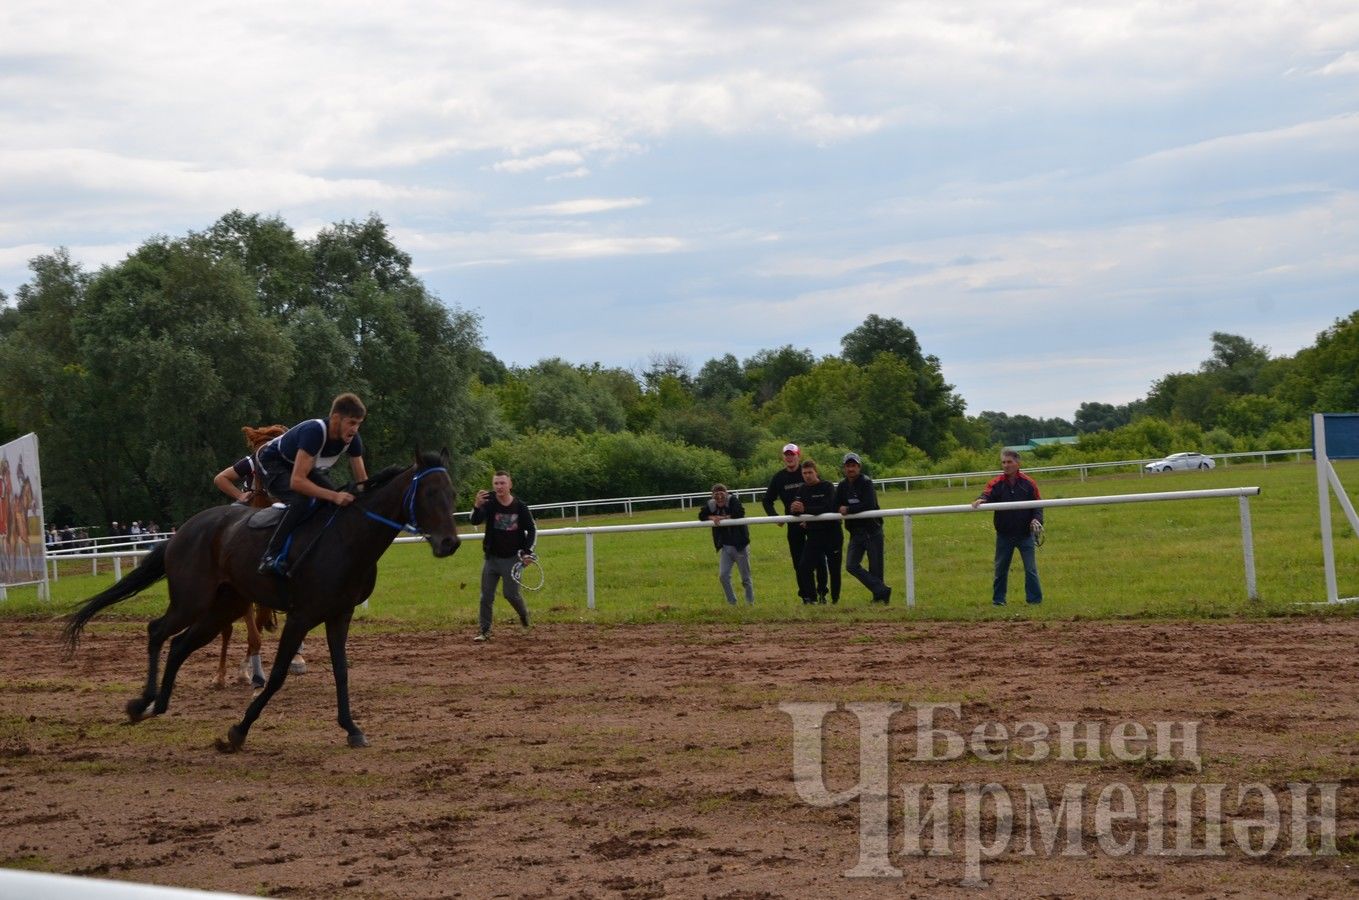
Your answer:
[762,442,828,601]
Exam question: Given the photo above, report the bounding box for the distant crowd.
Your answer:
[45,520,170,551]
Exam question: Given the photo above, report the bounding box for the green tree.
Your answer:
[694,353,746,402]
[744,345,814,406]
[839,314,924,367]
[498,359,626,435]
[763,357,865,447]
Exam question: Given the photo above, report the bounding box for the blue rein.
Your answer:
[361,466,448,534]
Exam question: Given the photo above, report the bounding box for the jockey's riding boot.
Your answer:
[258,500,310,577]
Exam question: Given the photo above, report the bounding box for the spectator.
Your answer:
[971,449,1044,606]
[790,459,843,604]
[469,470,536,642]
[836,452,892,604]
[762,443,827,602]
[699,483,754,606]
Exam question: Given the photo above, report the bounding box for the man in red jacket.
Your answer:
[971,449,1044,606]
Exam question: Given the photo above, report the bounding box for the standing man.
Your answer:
[762,443,827,601]
[469,470,536,642]
[971,449,1044,606]
[699,483,754,606]
[790,460,843,604]
[836,452,892,604]
[255,393,368,577]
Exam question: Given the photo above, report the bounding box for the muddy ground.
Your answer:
[1,618,1357,898]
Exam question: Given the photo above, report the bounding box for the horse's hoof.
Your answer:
[289,656,306,675]
[214,725,246,753]
[209,679,226,691]
[347,732,369,749]
[125,698,150,722]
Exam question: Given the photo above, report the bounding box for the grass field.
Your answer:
[7,459,1359,629]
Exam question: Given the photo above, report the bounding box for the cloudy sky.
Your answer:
[2,1,1357,418]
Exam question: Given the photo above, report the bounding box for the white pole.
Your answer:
[903,515,915,609]
[1239,495,1257,601]
[585,532,596,610]
[113,555,122,580]
[1315,413,1340,604]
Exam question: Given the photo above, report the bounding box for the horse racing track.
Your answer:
[1,618,1356,898]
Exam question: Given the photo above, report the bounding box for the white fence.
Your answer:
[498,448,1303,522]
[40,485,1261,611]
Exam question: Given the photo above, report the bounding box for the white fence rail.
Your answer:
[42,487,1261,610]
[492,448,1303,522]
[526,485,1263,609]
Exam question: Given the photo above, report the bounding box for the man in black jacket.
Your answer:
[836,452,892,603]
[699,484,754,605]
[971,449,1044,606]
[763,443,827,601]
[790,459,842,604]
[469,470,537,640]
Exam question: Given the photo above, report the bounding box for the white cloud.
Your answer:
[492,150,586,174]
[513,197,649,216]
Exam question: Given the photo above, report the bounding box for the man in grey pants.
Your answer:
[699,483,755,605]
[469,471,536,641]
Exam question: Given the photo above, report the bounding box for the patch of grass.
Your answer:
[10,460,1359,626]
[0,855,55,871]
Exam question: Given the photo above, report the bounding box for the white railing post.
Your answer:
[113,556,122,580]
[585,532,596,610]
[1239,495,1257,601]
[903,515,915,609]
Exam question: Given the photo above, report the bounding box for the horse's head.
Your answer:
[410,448,461,558]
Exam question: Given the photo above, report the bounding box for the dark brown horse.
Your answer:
[64,450,460,751]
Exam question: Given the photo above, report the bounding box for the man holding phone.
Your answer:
[469,470,536,641]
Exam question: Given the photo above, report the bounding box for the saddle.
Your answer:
[246,504,288,530]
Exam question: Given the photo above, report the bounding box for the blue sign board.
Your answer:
[1313,413,1359,459]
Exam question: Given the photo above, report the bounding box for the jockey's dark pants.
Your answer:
[258,465,336,565]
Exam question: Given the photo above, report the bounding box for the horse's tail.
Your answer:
[62,541,169,653]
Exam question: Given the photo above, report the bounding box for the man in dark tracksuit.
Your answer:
[791,460,842,604]
[971,449,1044,606]
[763,443,827,601]
[835,452,892,603]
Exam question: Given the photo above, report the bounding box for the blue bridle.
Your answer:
[361,466,449,534]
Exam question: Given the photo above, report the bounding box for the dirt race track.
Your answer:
[1,618,1357,898]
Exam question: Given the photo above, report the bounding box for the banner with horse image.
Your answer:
[1,433,46,589]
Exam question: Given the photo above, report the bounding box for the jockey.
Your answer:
[255,394,369,577]
[213,425,287,505]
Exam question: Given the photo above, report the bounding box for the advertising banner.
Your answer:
[1,433,45,589]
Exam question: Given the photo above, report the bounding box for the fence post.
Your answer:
[1238,495,1257,601]
[113,556,122,580]
[903,515,916,609]
[585,532,596,610]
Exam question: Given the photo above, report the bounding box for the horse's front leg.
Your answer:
[326,609,366,748]
[216,612,310,753]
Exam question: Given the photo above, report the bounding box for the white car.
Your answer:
[1144,452,1216,473]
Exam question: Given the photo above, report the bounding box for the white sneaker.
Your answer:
[473,632,489,643]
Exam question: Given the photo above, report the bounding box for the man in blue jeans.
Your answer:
[971,449,1044,605]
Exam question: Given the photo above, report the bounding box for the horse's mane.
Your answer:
[357,452,445,495]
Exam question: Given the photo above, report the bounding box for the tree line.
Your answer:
[0,211,1353,527]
